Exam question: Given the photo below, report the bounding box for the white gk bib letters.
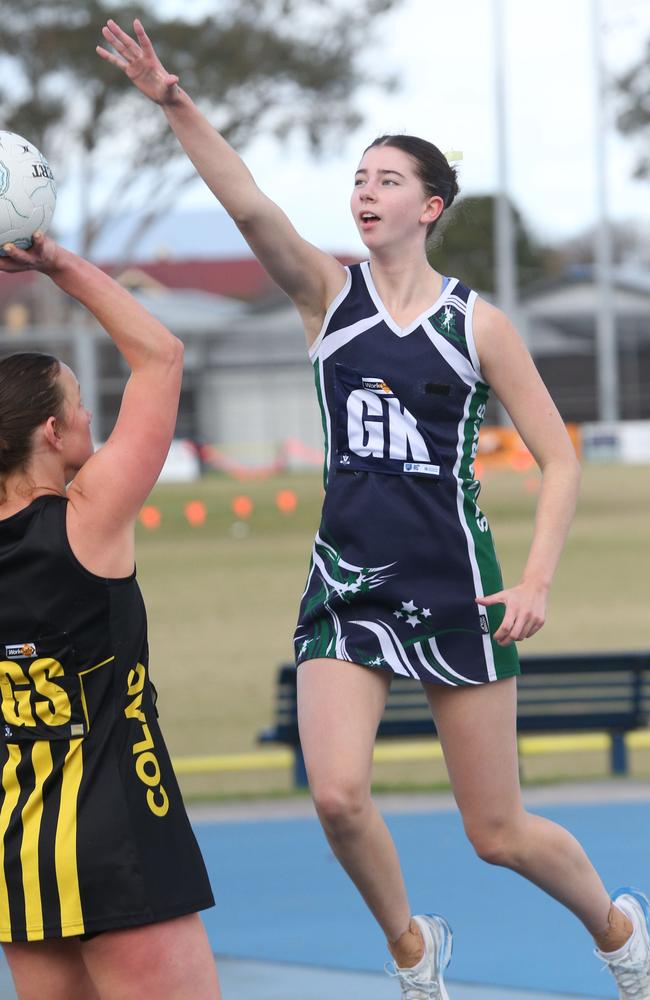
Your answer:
[347,389,431,462]
[335,364,441,477]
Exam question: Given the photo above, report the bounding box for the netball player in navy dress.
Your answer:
[0,235,219,998]
[99,18,650,999]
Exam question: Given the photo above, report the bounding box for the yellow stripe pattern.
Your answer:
[20,741,52,940]
[0,746,21,939]
[54,739,85,936]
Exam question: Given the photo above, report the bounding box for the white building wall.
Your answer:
[198,365,323,467]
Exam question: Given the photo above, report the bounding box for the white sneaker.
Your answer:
[596,887,650,999]
[385,913,453,999]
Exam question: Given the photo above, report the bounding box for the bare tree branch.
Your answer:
[0,0,403,259]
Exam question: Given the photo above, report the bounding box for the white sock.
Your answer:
[599,899,639,961]
[600,927,637,961]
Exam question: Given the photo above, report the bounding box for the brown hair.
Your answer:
[0,353,64,501]
[364,134,460,239]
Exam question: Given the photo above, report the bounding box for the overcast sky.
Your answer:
[59,0,650,257]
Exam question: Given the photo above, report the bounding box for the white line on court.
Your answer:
[216,956,603,1000]
[188,779,650,824]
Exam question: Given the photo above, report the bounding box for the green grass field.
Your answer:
[136,463,650,797]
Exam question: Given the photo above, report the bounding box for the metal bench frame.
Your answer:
[259,652,650,787]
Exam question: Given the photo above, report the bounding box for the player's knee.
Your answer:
[465,816,523,868]
[311,780,369,836]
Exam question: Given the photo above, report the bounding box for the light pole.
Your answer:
[591,0,619,422]
[492,0,520,428]
[493,0,518,334]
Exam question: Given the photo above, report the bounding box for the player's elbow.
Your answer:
[166,333,185,371]
[151,330,184,376]
[540,447,581,494]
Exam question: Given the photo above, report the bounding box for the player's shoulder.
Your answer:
[473,296,516,338]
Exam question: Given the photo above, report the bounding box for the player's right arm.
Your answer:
[0,236,182,576]
[96,18,347,343]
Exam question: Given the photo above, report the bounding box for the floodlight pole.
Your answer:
[591,0,619,422]
[493,0,517,328]
[75,140,101,436]
[492,0,520,426]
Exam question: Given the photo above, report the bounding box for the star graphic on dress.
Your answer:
[406,614,420,628]
[299,638,312,655]
[393,610,403,619]
[421,608,431,618]
[401,599,417,613]
[442,305,453,329]
[369,656,384,666]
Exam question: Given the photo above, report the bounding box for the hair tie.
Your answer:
[444,150,463,164]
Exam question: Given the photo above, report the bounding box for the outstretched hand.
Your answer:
[476,579,548,646]
[96,18,180,105]
[0,233,60,274]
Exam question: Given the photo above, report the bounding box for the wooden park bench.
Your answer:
[258,652,650,787]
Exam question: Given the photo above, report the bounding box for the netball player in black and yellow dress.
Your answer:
[97,18,650,1000]
[0,235,219,998]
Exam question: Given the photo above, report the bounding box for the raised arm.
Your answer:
[472,298,581,646]
[0,236,183,575]
[96,18,346,340]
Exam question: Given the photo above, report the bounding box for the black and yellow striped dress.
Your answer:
[0,495,214,942]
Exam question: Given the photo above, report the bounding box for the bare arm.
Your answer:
[0,236,183,575]
[96,18,346,339]
[473,298,581,645]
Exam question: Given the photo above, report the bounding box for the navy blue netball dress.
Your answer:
[294,262,519,685]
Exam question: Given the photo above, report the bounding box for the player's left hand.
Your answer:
[475,579,548,646]
[96,18,180,106]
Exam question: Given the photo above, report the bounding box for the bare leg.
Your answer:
[80,913,220,999]
[3,939,99,1000]
[5,914,219,1000]
[425,677,630,948]
[298,658,421,962]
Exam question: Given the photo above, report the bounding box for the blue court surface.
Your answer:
[0,781,648,999]
[195,782,650,1000]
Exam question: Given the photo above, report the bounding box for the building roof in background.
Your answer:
[0,254,362,306]
[111,257,277,300]
[0,270,40,307]
[522,265,650,301]
[130,288,246,334]
[110,254,361,301]
[2,260,648,324]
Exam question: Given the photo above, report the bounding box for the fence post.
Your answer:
[293,746,308,788]
[611,732,628,775]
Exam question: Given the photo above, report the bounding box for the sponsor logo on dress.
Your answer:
[124,662,170,818]
[339,453,351,465]
[479,615,490,633]
[403,462,440,476]
[5,642,36,659]
[361,377,392,395]
[70,723,85,737]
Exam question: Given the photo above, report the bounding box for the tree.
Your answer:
[0,0,400,257]
[616,37,650,179]
[427,195,553,294]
